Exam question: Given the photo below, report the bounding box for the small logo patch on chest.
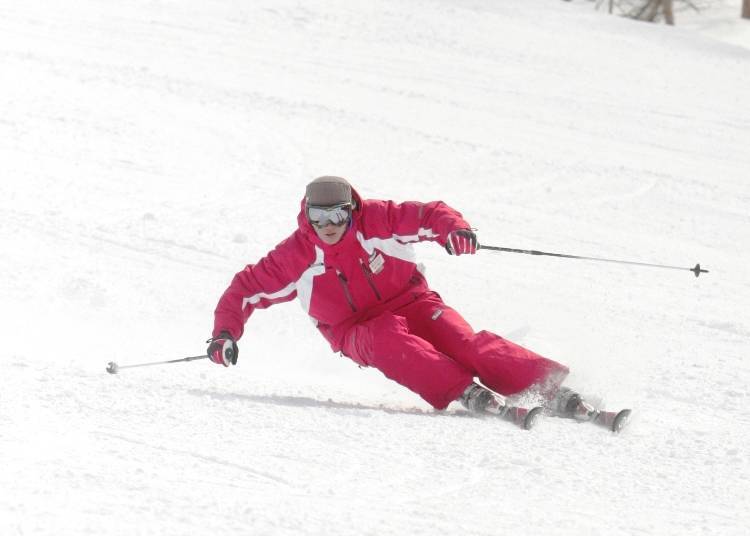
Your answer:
[369,252,385,274]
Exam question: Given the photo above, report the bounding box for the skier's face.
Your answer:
[314,222,347,245]
[307,202,351,245]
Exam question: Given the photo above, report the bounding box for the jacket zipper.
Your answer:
[336,271,358,312]
[359,259,382,300]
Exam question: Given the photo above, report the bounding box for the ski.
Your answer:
[592,408,632,433]
[460,383,543,430]
[503,405,544,430]
[550,407,632,433]
[546,388,631,433]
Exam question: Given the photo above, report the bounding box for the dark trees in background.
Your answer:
[592,1,750,24]
[633,0,675,25]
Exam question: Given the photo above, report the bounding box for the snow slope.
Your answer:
[1,0,749,534]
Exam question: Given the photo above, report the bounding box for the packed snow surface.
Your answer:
[1,1,749,534]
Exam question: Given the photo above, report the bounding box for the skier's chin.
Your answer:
[316,227,345,245]
[321,234,342,245]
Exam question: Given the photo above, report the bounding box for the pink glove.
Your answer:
[446,229,478,256]
[206,332,239,367]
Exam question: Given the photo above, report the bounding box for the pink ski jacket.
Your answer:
[212,188,471,352]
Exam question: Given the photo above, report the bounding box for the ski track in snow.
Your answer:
[1,0,749,535]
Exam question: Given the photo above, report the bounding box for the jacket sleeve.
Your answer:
[371,199,471,246]
[212,233,311,340]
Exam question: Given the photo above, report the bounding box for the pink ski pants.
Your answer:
[341,292,569,409]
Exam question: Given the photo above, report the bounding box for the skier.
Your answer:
[207,176,619,429]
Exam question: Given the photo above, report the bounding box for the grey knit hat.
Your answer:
[305,176,352,207]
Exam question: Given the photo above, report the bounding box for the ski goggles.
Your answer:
[306,203,352,228]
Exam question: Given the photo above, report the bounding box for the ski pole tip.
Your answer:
[692,263,708,278]
[106,361,119,374]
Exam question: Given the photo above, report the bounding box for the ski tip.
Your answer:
[611,409,632,433]
[522,406,544,430]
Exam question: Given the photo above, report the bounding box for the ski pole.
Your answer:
[106,354,209,374]
[478,244,708,277]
